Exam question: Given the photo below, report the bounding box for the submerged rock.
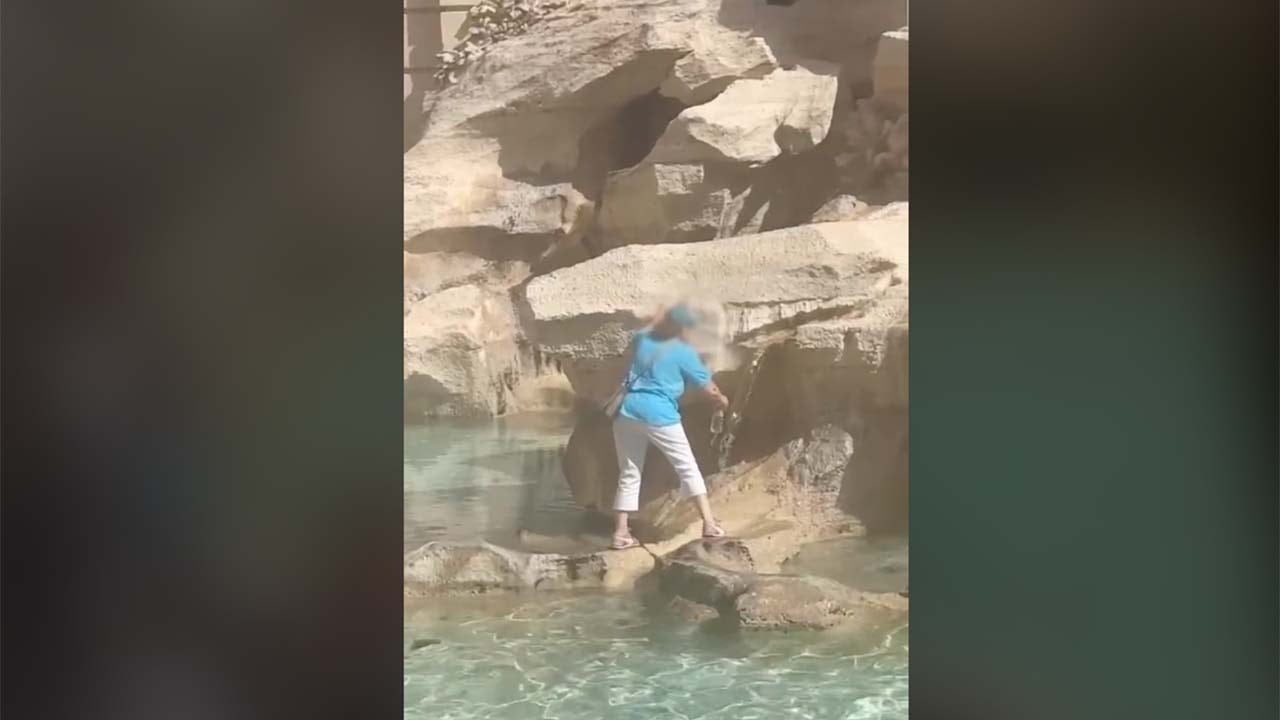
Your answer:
[657,595,721,624]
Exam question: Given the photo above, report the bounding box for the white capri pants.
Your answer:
[612,416,707,512]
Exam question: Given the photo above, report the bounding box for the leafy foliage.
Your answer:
[434,0,566,87]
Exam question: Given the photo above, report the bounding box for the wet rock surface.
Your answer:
[734,575,903,631]
[404,541,609,595]
[404,539,661,596]
[656,538,757,609]
[645,538,906,631]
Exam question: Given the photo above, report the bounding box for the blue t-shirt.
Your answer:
[618,330,712,427]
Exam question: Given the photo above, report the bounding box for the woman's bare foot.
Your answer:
[610,534,640,550]
[701,522,726,538]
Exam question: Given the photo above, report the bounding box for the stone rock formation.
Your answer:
[829,28,909,205]
[810,194,872,223]
[652,537,757,610]
[529,206,907,535]
[404,285,508,417]
[522,212,908,394]
[734,575,906,631]
[405,1,908,419]
[404,541,607,594]
[402,283,572,418]
[658,549,753,609]
[644,537,907,631]
[402,2,911,626]
[404,541,655,595]
[646,66,840,166]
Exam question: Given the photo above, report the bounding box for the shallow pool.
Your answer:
[404,417,908,719]
[404,413,580,551]
[405,593,908,720]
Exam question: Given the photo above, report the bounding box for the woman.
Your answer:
[609,304,730,550]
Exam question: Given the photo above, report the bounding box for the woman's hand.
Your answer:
[642,304,668,329]
[702,382,730,410]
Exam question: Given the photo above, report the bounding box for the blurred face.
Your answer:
[663,305,698,338]
[653,317,686,338]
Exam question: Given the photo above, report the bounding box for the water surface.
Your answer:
[404,413,580,550]
[784,535,909,594]
[404,417,908,719]
[405,593,908,720]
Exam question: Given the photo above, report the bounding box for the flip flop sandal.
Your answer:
[610,536,640,550]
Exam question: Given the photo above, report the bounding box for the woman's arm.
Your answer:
[641,304,668,330]
[677,381,728,409]
[677,346,728,408]
[697,380,730,409]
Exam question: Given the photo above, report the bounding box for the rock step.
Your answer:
[648,538,907,631]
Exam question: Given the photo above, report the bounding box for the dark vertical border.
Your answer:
[2,2,405,718]
[912,1,1278,718]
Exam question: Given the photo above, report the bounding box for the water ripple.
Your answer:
[405,593,907,720]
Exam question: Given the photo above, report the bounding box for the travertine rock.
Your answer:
[734,575,906,630]
[403,2,909,420]
[717,0,907,88]
[810,194,872,223]
[404,251,493,310]
[830,28,910,204]
[648,537,757,612]
[658,32,777,105]
[405,156,591,251]
[403,541,607,595]
[645,539,907,631]
[779,424,855,531]
[524,214,907,389]
[519,204,909,531]
[403,541,657,595]
[647,66,840,166]
[403,285,522,417]
[596,162,752,249]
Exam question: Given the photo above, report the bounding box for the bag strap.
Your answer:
[624,335,676,387]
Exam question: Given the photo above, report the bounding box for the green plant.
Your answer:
[434,0,565,87]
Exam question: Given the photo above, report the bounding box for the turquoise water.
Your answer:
[404,417,909,719]
[404,414,582,551]
[784,536,909,595]
[404,593,908,720]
